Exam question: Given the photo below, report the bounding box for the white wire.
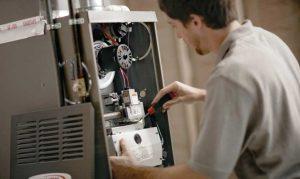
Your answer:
[127,22,153,61]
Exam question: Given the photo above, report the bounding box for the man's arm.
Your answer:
[111,162,207,179]
[110,139,207,179]
[152,81,206,110]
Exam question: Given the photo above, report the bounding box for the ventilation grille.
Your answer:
[62,114,84,160]
[38,118,59,163]
[15,114,84,165]
[16,120,38,165]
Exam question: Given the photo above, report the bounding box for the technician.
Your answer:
[110,0,300,178]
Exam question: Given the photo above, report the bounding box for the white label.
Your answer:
[29,173,71,179]
[0,16,44,32]
[0,16,45,44]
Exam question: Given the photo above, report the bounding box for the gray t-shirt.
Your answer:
[188,20,300,179]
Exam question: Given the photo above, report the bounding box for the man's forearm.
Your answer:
[111,163,163,179]
[111,163,207,179]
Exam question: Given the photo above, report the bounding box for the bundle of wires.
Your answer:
[101,24,119,46]
[120,68,130,89]
[100,24,131,89]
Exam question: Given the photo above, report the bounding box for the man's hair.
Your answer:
[159,0,238,29]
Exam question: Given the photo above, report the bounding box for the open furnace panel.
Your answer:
[86,12,174,168]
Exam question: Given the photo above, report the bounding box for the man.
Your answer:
[111,0,300,178]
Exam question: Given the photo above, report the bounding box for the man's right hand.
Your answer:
[152,81,206,110]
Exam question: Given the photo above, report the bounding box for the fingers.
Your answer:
[152,81,179,105]
[152,88,168,105]
[119,139,128,156]
[110,156,119,164]
[162,97,180,109]
[110,139,136,166]
[110,156,132,166]
[162,95,193,109]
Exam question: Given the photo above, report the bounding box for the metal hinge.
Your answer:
[47,23,61,30]
[69,18,85,25]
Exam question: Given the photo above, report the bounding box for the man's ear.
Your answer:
[189,14,203,28]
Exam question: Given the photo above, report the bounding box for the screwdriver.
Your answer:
[142,92,177,120]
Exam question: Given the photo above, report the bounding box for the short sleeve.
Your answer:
[188,76,256,179]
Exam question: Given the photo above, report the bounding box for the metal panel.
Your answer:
[87,11,157,23]
[150,23,174,166]
[11,103,95,179]
[0,1,61,178]
[0,22,61,179]
[78,12,111,179]
[0,0,40,24]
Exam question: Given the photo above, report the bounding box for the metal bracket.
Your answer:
[58,58,76,68]
[47,23,61,30]
[69,18,85,25]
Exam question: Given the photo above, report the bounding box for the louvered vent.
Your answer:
[38,118,59,163]
[16,120,37,165]
[62,114,84,160]
[11,103,94,179]
[15,114,84,165]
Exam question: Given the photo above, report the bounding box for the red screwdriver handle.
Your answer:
[147,92,177,115]
[169,92,177,99]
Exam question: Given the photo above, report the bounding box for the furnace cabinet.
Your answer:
[0,5,174,179]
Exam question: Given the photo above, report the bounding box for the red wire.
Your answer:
[123,69,130,88]
[100,24,118,45]
[100,25,129,88]
[104,31,118,45]
[120,68,127,88]
[120,68,130,88]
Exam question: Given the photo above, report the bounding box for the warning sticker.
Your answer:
[0,16,46,44]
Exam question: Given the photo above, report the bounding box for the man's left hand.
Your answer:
[110,139,135,167]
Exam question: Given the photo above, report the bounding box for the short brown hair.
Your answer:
[159,0,238,29]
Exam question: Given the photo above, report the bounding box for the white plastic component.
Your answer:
[112,127,163,167]
[111,122,145,135]
[104,5,130,12]
[93,41,115,90]
[122,89,139,105]
[98,71,115,90]
[29,173,71,179]
[125,103,145,121]
[93,40,108,57]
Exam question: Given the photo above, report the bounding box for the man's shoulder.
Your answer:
[212,49,260,83]
[209,46,267,96]
[213,29,281,82]
[209,25,296,95]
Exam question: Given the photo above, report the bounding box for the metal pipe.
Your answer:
[45,0,54,23]
[77,0,105,11]
[52,0,106,12]
[103,112,122,120]
[83,0,105,8]
[44,0,66,106]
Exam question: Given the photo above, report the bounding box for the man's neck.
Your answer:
[207,20,241,53]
